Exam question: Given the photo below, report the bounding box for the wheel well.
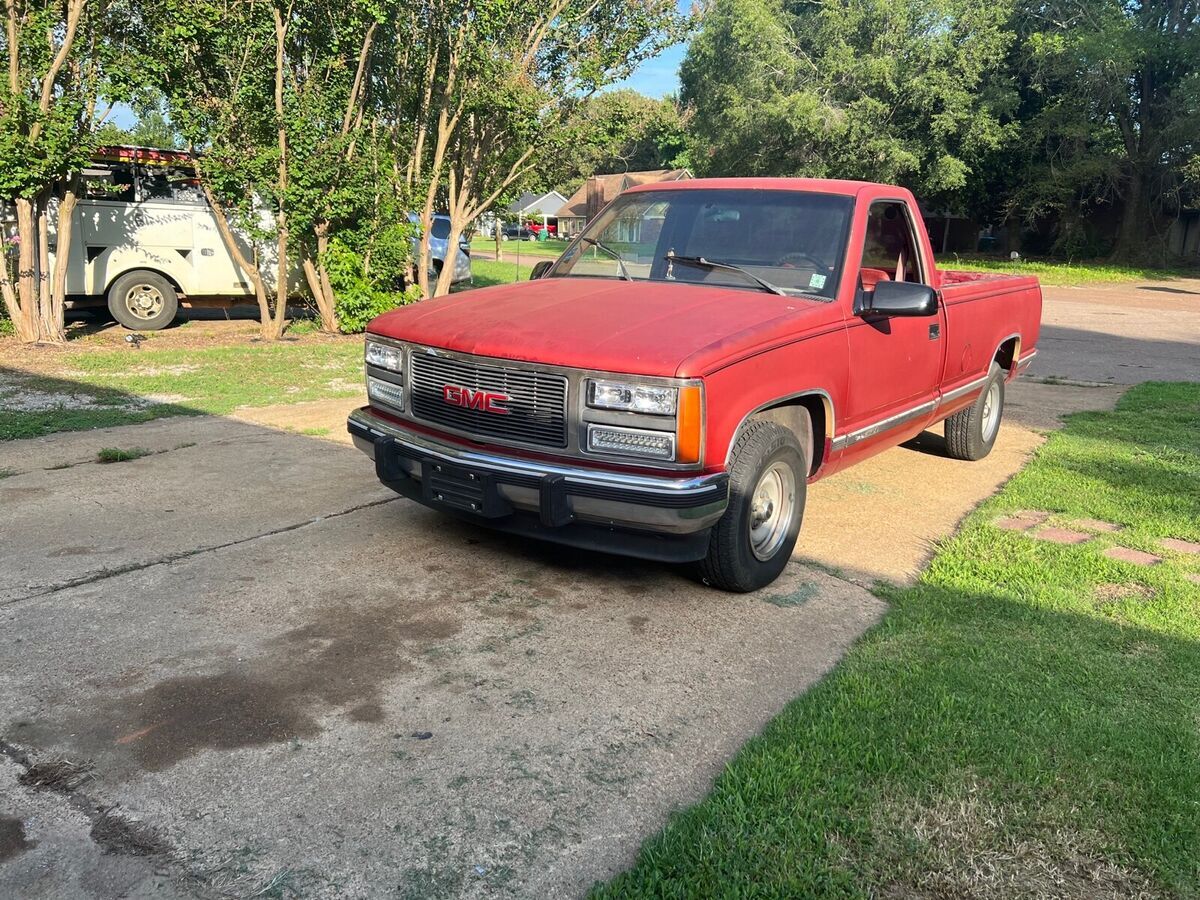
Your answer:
[994,336,1020,374]
[105,268,184,300]
[738,394,829,477]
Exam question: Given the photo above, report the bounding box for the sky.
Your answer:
[607,0,692,98]
[608,41,687,98]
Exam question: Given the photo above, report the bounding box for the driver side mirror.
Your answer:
[858,279,937,317]
[530,260,553,280]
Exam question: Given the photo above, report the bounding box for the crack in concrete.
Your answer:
[1,495,398,609]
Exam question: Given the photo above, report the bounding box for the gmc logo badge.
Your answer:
[442,384,511,415]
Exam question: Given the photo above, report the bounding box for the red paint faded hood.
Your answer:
[368,278,840,377]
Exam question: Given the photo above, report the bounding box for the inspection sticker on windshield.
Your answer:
[808,273,827,290]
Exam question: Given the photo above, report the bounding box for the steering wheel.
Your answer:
[777,252,824,270]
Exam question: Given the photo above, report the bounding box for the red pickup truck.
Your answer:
[349,178,1041,591]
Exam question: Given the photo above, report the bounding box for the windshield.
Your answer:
[550,188,854,299]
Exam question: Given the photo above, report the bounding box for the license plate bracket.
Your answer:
[422,460,511,518]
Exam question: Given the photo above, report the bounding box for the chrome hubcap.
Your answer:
[125,284,164,320]
[981,381,1001,442]
[748,461,796,561]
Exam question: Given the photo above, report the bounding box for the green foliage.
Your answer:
[94,107,181,149]
[681,0,1200,262]
[0,1,163,199]
[681,0,1018,205]
[1004,0,1200,261]
[598,382,1200,897]
[533,90,691,193]
[323,237,420,333]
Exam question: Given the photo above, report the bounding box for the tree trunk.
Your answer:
[313,223,339,333]
[200,184,273,330]
[302,257,328,324]
[417,187,438,298]
[1111,169,1156,263]
[48,181,80,341]
[14,199,41,343]
[272,207,289,340]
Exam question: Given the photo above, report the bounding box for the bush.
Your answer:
[325,238,420,334]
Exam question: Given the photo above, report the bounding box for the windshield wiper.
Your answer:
[577,236,632,281]
[664,252,788,296]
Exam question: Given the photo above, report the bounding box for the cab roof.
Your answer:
[623,176,895,198]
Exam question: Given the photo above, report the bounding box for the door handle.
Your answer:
[929,323,940,340]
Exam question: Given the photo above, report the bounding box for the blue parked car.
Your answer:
[408,213,472,286]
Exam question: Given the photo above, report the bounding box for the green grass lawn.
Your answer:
[596,381,1200,898]
[937,254,1196,286]
[470,237,569,258]
[469,246,1195,287]
[467,258,537,288]
[0,340,364,441]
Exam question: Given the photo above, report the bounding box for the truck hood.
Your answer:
[368,278,839,377]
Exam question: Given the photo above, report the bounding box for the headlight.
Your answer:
[365,339,402,372]
[587,379,676,415]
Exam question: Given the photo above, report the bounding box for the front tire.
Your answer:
[107,271,179,331]
[944,362,1005,461]
[699,421,807,592]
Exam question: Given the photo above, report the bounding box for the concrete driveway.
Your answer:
[0,276,1188,898]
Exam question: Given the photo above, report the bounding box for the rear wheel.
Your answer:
[699,421,807,592]
[944,362,1005,461]
[107,271,178,331]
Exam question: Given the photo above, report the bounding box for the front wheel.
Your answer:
[699,421,807,592]
[107,271,179,331]
[944,362,1005,461]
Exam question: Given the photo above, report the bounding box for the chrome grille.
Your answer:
[409,351,569,448]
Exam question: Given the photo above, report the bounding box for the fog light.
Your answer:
[587,424,675,461]
[367,377,404,411]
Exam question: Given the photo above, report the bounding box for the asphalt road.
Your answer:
[0,276,1192,898]
[1031,278,1200,384]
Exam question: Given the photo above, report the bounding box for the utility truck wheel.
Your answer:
[945,362,1005,461]
[107,271,178,331]
[700,421,807,593]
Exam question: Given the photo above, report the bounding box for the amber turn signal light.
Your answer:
[675,385,703,464]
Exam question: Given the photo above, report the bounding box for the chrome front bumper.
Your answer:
[347,406,729,541]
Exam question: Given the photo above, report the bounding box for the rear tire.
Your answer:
[944,362,1005,461]
[107,271,178,331]
[699,421,807,592]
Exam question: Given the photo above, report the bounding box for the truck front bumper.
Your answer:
[347,407,729,563]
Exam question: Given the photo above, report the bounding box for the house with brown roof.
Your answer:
[557,169,692,237]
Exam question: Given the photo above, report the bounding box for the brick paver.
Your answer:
[1103,547,1162,566]
[1035,527,1092,545]
[1160,538,1200,554]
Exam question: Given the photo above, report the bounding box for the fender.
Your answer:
[724,388,835,470]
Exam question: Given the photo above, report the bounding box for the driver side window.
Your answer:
[861,202,922,289]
